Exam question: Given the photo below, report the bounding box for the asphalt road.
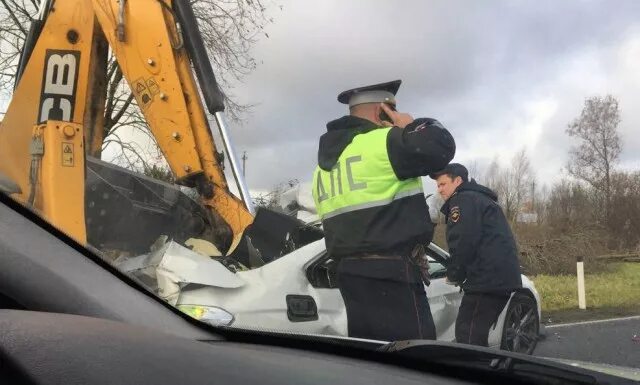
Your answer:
[534,316,640,368]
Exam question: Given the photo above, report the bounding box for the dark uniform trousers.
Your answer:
[336,254,436,341]
[455,292,511,346]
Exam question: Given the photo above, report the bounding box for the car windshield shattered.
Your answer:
[0,0,639,379]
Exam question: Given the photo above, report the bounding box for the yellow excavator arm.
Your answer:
[0,0,253,251]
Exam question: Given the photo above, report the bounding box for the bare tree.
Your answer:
[483,156,501,191]
[533,183,548,223]
[543,180,594,233]
[482,150,534,222]
[608,171,640,250]
[504,149,533,221]
[566,95,622,226]
[466,160,479,181]
[0,0,276,172]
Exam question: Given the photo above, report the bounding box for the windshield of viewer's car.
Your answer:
[0,0,639,374]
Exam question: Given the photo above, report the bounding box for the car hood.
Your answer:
[118,241,246,292]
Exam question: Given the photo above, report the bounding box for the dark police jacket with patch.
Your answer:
[441,180,522,293]
[312,116,455,257]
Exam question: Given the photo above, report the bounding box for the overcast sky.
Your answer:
[222,0,640,195]
[3,1,636,196]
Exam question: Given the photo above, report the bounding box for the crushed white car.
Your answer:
[119,237,542,354]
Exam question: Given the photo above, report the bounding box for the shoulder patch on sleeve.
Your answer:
[450,206,461,223]
[409,122,427,133]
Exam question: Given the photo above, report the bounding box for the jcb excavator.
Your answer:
[0,0,316,260]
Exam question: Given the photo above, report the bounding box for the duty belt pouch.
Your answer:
[410,244,431,286]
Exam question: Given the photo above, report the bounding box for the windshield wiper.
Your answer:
[378,340,632,385]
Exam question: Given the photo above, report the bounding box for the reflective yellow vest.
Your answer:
[313,127,428,256]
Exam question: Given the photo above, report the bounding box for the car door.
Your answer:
[425,244,463,342]
[304,242,464,342]
[301,247,463,342]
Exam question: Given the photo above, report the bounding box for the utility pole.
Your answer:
[531,180,536,212]
[241,151,247,177]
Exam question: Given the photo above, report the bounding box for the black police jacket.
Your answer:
[440,180,522,293]
[317,115,455,256]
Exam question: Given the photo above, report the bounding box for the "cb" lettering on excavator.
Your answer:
[38,50,80,124]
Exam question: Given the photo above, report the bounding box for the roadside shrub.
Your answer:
[516,226,611,275]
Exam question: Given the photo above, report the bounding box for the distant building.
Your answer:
[516,200,538,223]
[516,212,538,223]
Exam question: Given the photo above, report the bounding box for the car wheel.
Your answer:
[500,293,539,355]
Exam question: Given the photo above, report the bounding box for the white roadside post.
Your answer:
[577,256,586,310]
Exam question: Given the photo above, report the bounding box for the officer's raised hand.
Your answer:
[380,103,413,128]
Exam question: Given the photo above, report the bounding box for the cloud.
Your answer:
[66,0,633,194]
[3,2,637,203]
[220,0,640,193]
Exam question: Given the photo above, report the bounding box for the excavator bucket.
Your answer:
[85,157,323,265]
[85,157,230,256]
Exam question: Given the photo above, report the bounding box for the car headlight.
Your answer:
[177,305,235,326]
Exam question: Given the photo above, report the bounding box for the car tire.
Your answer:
[500,293,539,355]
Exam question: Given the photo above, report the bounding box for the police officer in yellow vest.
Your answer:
[312,80,456,341]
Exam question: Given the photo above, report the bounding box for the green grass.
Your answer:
[532,263,640,323]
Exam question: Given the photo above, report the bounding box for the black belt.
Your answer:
[341,254,405,261]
